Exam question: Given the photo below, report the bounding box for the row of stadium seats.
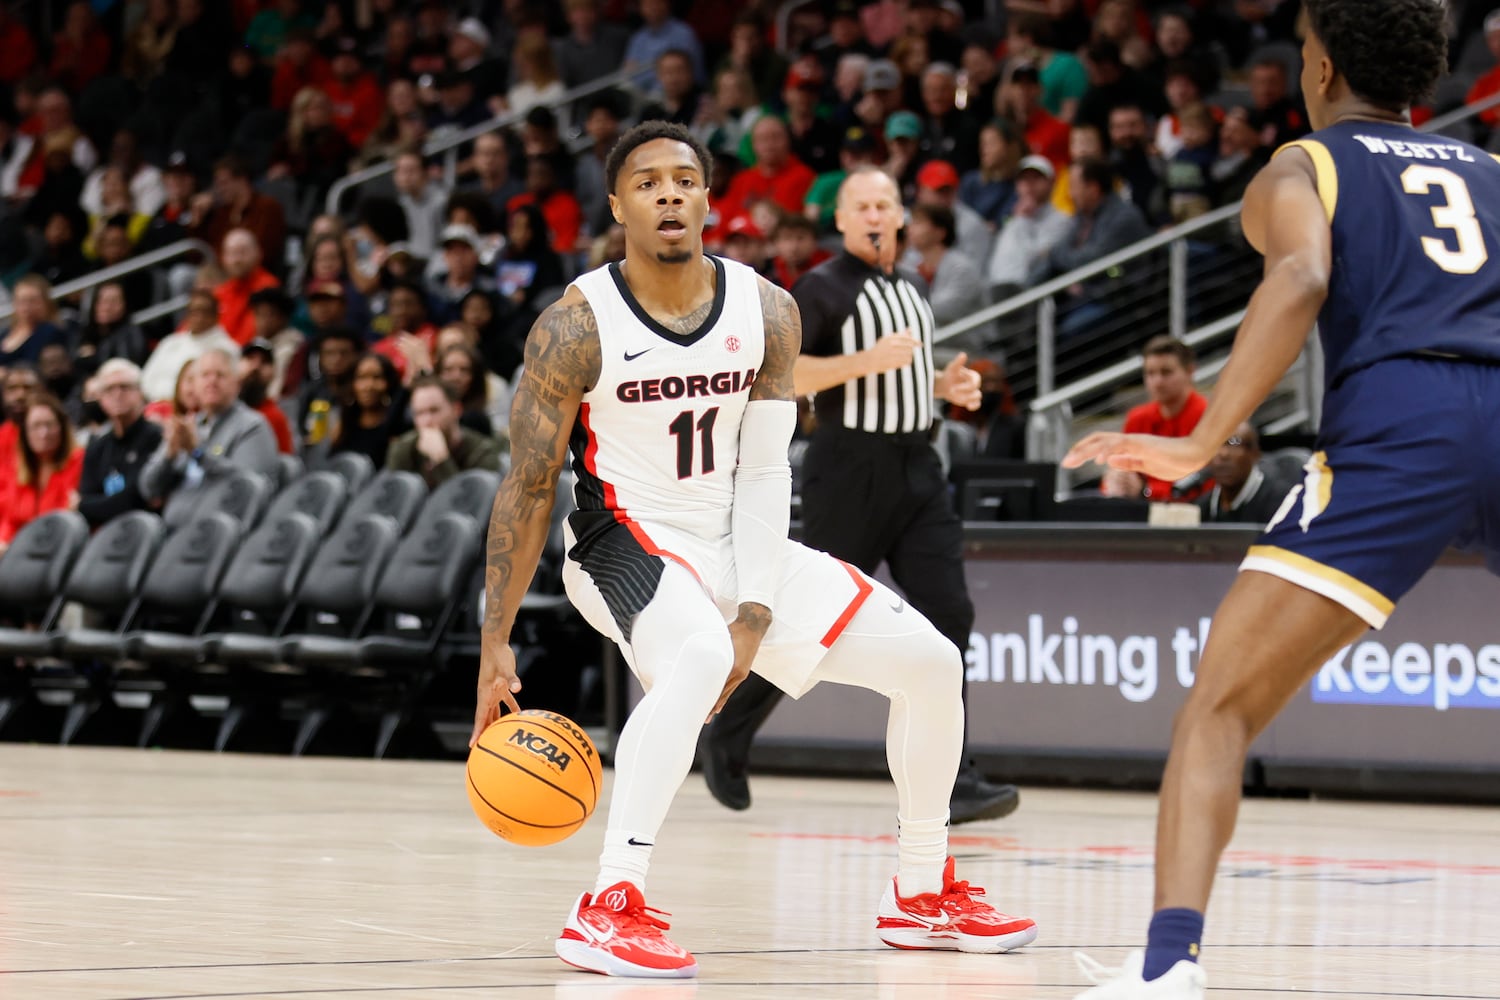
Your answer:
[0,462,578,758]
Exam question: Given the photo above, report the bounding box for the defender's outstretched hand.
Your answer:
[1063,432,1211,485]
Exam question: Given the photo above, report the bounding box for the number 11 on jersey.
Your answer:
[668,407,719,479]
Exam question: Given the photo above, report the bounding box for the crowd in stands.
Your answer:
[1,0,1497,546]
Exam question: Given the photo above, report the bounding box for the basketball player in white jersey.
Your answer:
[471,121,1037,979]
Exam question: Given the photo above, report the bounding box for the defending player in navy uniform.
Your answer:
[471,122,1036,980]
[1065,0,1499,995]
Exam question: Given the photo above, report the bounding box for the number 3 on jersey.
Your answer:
[1402,165,1489,275]
[668,407,719,479]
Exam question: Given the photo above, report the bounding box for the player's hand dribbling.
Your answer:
[709,606,771,723]
[471,635,522,747]
[865,330,920,375]
[1063,431,1211,484]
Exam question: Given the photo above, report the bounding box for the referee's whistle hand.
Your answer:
[866,330,920,374]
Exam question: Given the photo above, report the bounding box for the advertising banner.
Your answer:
[756,543,1500,773]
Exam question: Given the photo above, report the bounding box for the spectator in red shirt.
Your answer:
[370,281,439,384]
[271,27,331,112]
[0,392,83,549]
[49,1,112,94]
[0,5,36,85]
[238,340,295,454]
[0,366,41,478]
[769,213,831,289]
[506,156,584,255]
[214,229,281,346]
[191,154,289,277]
[1467,11,1500,127]
[321,35,384,149]
[1120,336,1210,500]
[715,116,817,232]
[998,62,1069,168]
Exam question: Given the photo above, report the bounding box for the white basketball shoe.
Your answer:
[1074,950,1206,998]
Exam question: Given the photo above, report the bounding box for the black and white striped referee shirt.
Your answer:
[792,251,937,436]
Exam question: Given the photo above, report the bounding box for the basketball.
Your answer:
[466,709,603,846]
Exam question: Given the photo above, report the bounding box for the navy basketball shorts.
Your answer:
[1242,356,1500,627]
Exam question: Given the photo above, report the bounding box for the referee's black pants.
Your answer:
[711,426,977,758]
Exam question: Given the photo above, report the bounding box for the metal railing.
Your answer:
[0,239,213,327]
[325,68,641,217]
[941,90,1500,473]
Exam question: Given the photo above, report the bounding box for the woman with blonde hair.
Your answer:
[506,32,566,120]
[0,275,66,368]
[268,87,353,202]
[0,392,82,548]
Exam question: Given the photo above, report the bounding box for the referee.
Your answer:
[702,165,1021,825]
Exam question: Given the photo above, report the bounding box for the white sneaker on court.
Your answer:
[1073,950,1206,998]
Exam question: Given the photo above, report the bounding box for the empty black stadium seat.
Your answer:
[55,512,241,745]
[61,511,241,662]
[276,453,305,490]
[261,470,349,536]
[327,451,376,492]
[163,469,272,532]
[289,512,482,756]
[212,513,402,754]
[0,511,90,628]
[0,511,164,658]
[0,512,91,737]
[214,513,401,668]
[341,470,426,531]
[422,469,500,525]
[135,511,322,666]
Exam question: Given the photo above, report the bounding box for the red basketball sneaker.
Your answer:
[555,882,698,978]
[876,857,1038,953]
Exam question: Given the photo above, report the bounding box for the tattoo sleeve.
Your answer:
[750,278,802,403]
[483,289,601,642]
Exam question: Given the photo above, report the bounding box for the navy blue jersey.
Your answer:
[1278,120,1500,385]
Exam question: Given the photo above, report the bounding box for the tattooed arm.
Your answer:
[710,277,802,720]
[471,287,601,745]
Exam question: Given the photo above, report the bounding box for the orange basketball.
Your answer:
[466,709,603,846]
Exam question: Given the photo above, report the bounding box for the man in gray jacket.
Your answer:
[986,156,1072,299]
[140,347,279,528]
[1028,156,1151,339]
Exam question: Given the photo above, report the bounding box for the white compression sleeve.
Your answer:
[732,399,797,610]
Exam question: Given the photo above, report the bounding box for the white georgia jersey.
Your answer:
[568,255,765,544]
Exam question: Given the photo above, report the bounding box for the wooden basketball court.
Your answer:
[2,745,1496,999]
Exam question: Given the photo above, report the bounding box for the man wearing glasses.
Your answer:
[77,359,162,528]
[1196,422,1292,525]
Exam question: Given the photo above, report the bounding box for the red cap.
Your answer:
[916,159,961,191]
[726,214,765,240]
[784,64,823,91]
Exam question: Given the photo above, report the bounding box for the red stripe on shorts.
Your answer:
[819,559,874,648]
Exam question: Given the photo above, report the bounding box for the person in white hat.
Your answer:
[985,154,1071,297]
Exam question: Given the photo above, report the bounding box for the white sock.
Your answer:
[594,829,654,897]
[896,813,949,897]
